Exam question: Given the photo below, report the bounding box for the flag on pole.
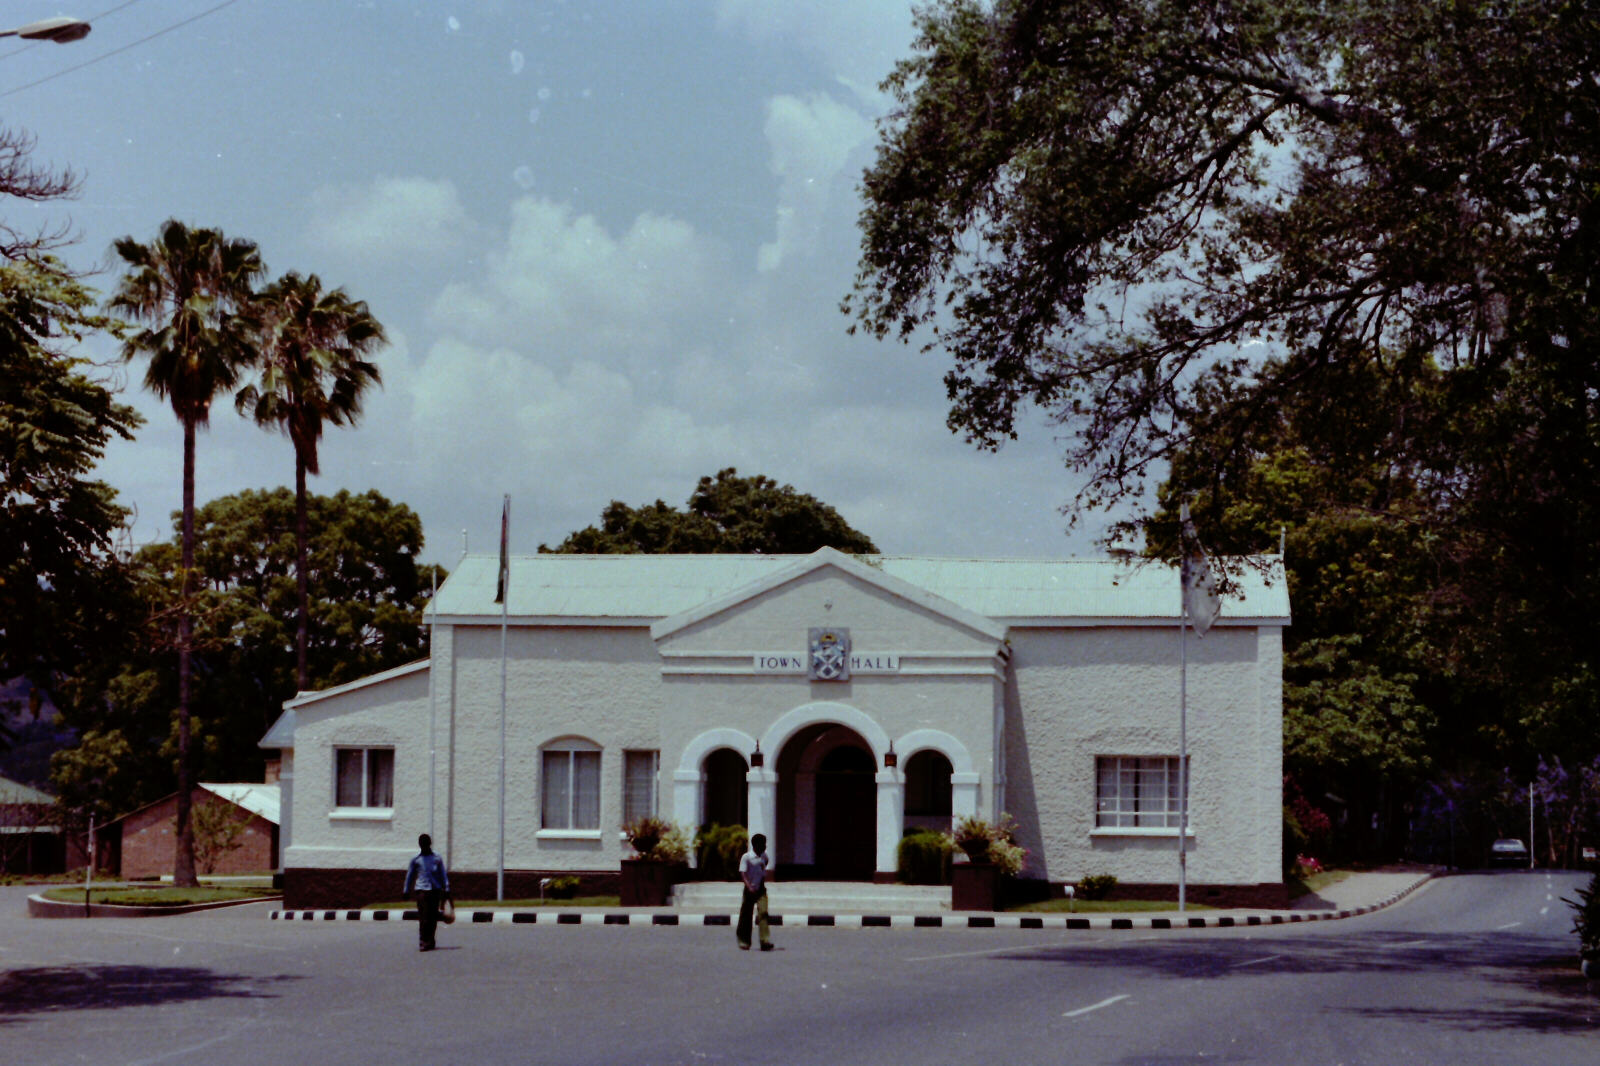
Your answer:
[494,495,510,605]
[1179,503,1222,636]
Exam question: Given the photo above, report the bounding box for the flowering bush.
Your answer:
[987,836,1027,877]
[653,824,691,863]
[1294,854,1324,877]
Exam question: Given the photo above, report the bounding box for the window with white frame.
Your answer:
[623,750,659,825]
[542,738,601,830]
[1095,756,1187,829]
[335,747,394,808]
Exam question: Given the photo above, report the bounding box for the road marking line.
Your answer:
[1540,906,1549,916]
[1378,939,1430,949]
[1064,994,1130,1018]
[1231,954,1283,967]
[1495,921,1523,930]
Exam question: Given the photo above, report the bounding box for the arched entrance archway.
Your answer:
[776,724,875,879]
[904,749,954,834]
[702,747,748,830]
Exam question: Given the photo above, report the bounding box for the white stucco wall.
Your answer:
[281,665,429,874]
[1005,624,1281,887]
[441,623,661,873]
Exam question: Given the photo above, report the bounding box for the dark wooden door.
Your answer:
[814,746,875,879]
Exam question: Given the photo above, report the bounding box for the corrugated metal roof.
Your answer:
[430,551,1290,625]
[200,782,280,825]
[0,774,54,805]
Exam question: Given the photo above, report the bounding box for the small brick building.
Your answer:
[114,783,280,879]
[0,774,81,875]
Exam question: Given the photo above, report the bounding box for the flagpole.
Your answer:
[427,568,437,845]
[496,495,510,902]
[1179,579,1189,913]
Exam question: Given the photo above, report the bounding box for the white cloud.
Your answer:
[306,177,472,259]
[757,93,873,273]
[715,0,915,108]
[431,197,729,360]
[402,337,744,529]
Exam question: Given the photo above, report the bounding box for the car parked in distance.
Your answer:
[1489,838,1529,867]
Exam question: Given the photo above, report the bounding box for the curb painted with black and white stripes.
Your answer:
[269,873,1431,930]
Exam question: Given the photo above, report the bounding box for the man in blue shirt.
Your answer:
[403,833,450,951]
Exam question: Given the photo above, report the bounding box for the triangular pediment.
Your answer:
[649,547,1007,646]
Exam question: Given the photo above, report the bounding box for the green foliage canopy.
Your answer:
[51,488,444,819]
[852,1,1600,857]
[849,0,1599,516]
[543,468,877,555]
[0,259,141,699]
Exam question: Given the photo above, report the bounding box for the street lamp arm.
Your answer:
[0,17,92,43]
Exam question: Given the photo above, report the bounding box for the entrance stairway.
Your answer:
[671,881,952,914]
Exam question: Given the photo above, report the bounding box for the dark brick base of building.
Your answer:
[1082,880,1291,909]
[284,867,1289,911]
[283,867,623,909]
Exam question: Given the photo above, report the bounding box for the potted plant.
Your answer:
[946,814,1026,911]
[951,815,994,864]
[1564,869,1600,978]
[620,817,689,906]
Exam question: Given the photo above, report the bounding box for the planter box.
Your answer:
[952,862,1001,911]
[619,860,686,906]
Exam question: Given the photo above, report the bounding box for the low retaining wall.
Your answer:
[27,893,281,919]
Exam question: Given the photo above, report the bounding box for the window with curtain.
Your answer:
[623,750,659,825]
[541,739,602,830]
[334,748,394,808]
[1095,755,1187,828]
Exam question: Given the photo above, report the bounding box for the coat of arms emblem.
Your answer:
[808,627,851,681]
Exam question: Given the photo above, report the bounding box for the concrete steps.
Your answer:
[671,880,951,913]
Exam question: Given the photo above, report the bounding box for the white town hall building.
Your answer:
[261,547,1290,908]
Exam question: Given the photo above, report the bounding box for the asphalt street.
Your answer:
[1,871,1596,1065]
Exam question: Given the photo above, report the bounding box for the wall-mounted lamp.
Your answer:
[883,741,897,769]
[750,741,764,768]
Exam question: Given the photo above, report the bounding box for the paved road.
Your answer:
[2,871,1596,1065]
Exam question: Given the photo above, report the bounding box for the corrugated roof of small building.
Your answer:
[200,782,280,825]
[0,774,55,806]
[428,550,1291,625]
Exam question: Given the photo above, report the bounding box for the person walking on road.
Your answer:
[737,832,773,951]
[404,833,450,951]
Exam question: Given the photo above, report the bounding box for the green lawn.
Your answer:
[1007,898,1216,914]
[1286,868,1353,900]
[42,885,280,906]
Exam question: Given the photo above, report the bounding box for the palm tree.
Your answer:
[237,272,385,692]
[108,219,264,888]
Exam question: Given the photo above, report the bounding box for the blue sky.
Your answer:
[5,1,1102,565]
